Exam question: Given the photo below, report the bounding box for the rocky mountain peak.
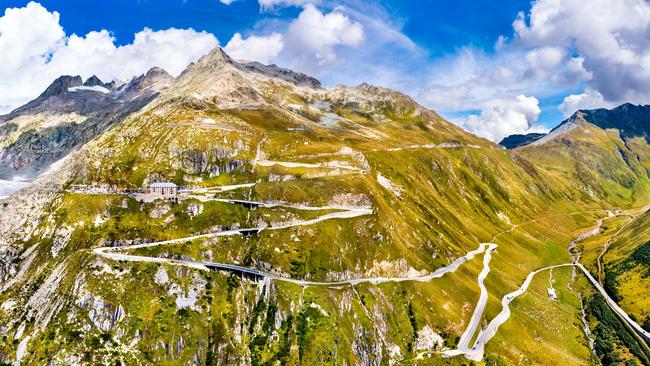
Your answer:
[121,67,174,95]
[39,75,83,99]
[192,47,236,70]
[240,61,322,89]
[576,103,650,141]
[141,67,174,88]
[145,67,171,79]
[83,75,105,87]
[499,133,547,149]
[510,102,650,149]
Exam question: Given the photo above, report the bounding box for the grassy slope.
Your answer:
[601,209,650,332]
[4,88,650,365]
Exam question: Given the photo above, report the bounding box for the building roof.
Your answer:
[149,182,177,188]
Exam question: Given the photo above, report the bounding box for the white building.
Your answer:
[149,182,178,198]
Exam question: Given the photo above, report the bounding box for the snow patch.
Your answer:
[68,85,111,94]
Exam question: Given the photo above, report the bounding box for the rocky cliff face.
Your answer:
[580,103,650,141]
[0,70,172,180]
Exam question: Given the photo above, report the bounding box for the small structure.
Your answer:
[149,182,178,198]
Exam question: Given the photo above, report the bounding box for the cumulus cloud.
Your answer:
[284,4,364,69]
[514,0,650,105]
[417,0,650,137]
[0,2,218,113]
[224,32,284,63]
[458,95,547,142]
[559,90,616,117]
[223,3,366,75]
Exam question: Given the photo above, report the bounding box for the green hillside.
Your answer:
[1,47,650,365]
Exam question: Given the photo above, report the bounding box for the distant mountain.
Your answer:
[499,132,546,149]
[512,103,650,204]
[575,103,650,141]
[0,70,172,179]
[501,103,650,150]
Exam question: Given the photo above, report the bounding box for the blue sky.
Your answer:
[4,0,520,53]
[3,0,649,141]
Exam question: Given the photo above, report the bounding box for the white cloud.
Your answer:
[224,32,284,63]
[226,3,366,75]
[458,95,546,142]
[284,4,364,69]
[0,2,218,113]
[258,0,315,10]
[514,0,650,105]
[559,90,616,117]
[414,0,650,134]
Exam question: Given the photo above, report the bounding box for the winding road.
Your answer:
[94,198,493,286]
[93,173,650,360]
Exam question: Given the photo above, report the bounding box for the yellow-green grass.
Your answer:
[486,266,594,365]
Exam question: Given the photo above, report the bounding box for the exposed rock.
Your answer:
[169,271,206,311]
[376,173,402,197]
[15,335,31,362]
[77,288,126,332]
[150,203,172,218]
[186,202,203,217]
[155,265,169,285]
[25,260,69,331]
[51,224,74,258]
[415,325,444,351]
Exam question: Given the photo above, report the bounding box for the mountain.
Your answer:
[1,47,649,365]
[580,103,650,141]
[0,70,173,180]
[511,106,650,206]
[502,103,650,149]
[499,132,546,149]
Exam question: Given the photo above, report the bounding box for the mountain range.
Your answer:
[1,46,649,365]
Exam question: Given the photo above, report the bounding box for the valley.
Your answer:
[1,46,650,365]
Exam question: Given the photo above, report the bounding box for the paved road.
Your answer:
[447,243,497,356]
[577,263,650,344]
[255,159,362,171]
[94,182,650,360]
[455,263,575,361]
[439,209,650,361]
[95,228,494,287]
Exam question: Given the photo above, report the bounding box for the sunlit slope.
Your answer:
[4,47,650,366]
[64,46,582,272]
[514,112,650,207]
[601,209,650,331]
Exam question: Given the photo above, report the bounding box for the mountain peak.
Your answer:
[83,75,105,87]
[194,46,236,69]
[39,75,83,99]
[578,103,650,141]
[121,67,173,95]
[145,66,170,79]
[240,61,322,89]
